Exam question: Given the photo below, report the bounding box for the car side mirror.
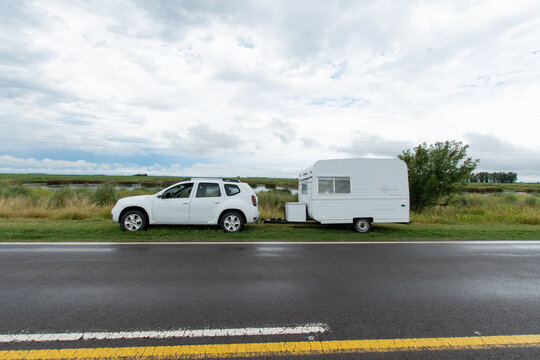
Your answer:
[157,193,163,199]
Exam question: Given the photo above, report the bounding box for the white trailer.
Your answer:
[280,158,410,233]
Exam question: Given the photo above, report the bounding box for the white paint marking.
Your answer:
[0,323,328,343]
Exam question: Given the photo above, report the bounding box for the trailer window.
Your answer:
[318,178,334,194]
[318,177,350,194]
[335,177,351,193]
[301,181,308,195]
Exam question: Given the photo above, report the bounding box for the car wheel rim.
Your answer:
[224,215,240,232]
[124,214,143,231]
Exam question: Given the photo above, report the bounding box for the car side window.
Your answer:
[196,183,222,198]
[162,183,193,199]
[224,184,241,196]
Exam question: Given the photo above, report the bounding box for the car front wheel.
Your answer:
[120,210,147,232]
[220,211,244,233]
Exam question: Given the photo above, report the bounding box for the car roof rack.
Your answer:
[180,177,240,183]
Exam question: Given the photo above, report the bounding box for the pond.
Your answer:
[253,185,298,195]
[21,183,299,195]
[21,183,159,191]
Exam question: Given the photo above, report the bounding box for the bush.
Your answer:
[524,195,539,208]
[398,141,478,212]
[502,193,518,204]
[49,187,75,208]
[91,184,117,206]
[0,185,34,199]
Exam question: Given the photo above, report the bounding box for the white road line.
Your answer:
[0,324,328,343]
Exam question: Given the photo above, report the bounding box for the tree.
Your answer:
[398,141,478,212]
[471,171,518,183]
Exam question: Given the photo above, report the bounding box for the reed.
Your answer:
[1,184,539,226]
[256,190,298,219]
[413,193,540,225]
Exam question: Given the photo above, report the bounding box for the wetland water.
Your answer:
[22,183,299,195]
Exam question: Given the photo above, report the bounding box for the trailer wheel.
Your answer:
[353,218,371,233]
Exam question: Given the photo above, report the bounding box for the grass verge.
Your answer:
[1,218,539,242]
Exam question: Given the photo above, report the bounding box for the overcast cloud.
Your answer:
[1,0,539,180]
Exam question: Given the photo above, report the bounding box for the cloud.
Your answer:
[0,1,539,179]
[309,97,369,107]
[236,37,255,49]
[165,123,241,156]
[0,155,298,178]
[330,61,347,79]
[336,132,414,158]
[269,119,296,144]
[464,133,540,182]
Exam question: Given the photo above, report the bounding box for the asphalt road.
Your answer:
[0,241,539,359]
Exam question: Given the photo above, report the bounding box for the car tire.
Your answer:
[120,209,147,232]
[353,218,371,233]
[220,211,244,233]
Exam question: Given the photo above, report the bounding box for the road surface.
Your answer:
[0,241,539,359]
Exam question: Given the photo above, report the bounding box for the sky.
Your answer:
[1,0,539,181]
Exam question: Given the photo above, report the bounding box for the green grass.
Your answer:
[0,174,298,189]
[413,193,540,225]
[463,182,540,193]
[0,218,538,242]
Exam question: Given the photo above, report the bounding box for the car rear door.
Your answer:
[189,182,224,224]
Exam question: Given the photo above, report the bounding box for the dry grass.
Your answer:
[0,185,112,220]
[0,196,107,220]
[257,190,298,219]
[413,193,540,225]
[1,184,539,226]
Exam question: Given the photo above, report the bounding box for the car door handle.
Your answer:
[214,201,222,204]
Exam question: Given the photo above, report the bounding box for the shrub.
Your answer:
[49,187,75,208]
[524,195,539,208]
[91,184,117,206]
[0,185,34,199]
[502,193,518,204]
[398,140,478,211]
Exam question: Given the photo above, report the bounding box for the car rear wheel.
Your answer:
[121,210,147,232]
[353,218,371,233]
[220,211,244,233]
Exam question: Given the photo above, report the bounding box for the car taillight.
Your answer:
[252,195,257,206]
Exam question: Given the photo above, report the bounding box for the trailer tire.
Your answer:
[353,218,371,233]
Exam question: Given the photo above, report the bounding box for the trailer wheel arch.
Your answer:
[352,218,373,233]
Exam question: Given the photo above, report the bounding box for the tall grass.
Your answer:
[0,184,125,220]
[91,184,117,206]
[1,184,539,225]
[257,190,298,219]
[413,193,540,225]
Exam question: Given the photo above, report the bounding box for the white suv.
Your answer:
[111,178,259,233]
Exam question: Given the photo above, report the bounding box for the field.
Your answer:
[0,174,539,241]
[0,174,297,189]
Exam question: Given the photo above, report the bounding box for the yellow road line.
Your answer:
[1,334,539,359]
